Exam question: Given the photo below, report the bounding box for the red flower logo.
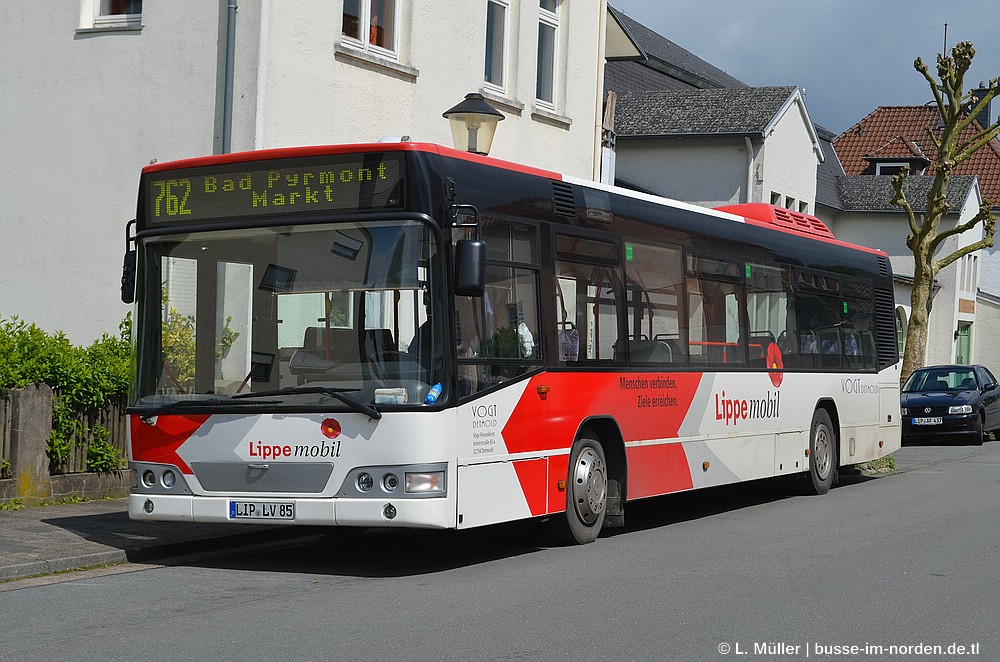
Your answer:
[321,418,341,439]
[766,342,784,388]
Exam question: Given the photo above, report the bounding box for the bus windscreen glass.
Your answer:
[143,153,404,224]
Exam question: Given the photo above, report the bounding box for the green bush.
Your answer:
[0,315,131,473]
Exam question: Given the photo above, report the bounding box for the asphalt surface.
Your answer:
[0,497,318,582]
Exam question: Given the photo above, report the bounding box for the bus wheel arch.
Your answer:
[806,402,838,495]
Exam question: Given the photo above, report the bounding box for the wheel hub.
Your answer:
[572,447,607,524]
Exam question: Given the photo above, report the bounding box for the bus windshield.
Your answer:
[133,218,443,410]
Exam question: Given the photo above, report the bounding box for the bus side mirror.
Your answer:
[121,250,137,304]
[454,240,485,297]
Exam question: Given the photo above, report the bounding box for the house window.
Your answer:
[875,162,907,176]
[798,201,809,214]
[485,1,508,91]
[79,0,142,30]
[770,192,781,206]
[536,0,559,106]
[784,196,796,211]
[895,306,907,356]
[342,0,397,57]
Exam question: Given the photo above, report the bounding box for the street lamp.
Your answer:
[442,93,505,156]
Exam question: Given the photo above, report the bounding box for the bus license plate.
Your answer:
[912,417,942,426]
[229,501,295,520]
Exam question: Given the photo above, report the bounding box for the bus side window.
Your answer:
[554,261,621,363]
[746,263,794,369]
[456,218,542,398]
[622,240,684,365]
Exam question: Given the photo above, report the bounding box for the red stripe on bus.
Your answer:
[129,414,209,474]
[502,372,703,455]
[512,458,548,517]
[625,443,694,499]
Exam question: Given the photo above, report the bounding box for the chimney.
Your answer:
[973,82,992,129]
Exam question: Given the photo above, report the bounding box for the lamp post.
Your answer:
[442,93,505,156]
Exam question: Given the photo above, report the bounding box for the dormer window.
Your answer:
[875,162,909,176]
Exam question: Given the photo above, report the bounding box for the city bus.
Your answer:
[121,141,901,543]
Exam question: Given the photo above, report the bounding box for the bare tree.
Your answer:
[892,41,999,381]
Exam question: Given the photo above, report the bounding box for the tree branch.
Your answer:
[890,168,922,237]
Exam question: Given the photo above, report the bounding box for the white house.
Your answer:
[0,1,608,343]
[612,86,823,211]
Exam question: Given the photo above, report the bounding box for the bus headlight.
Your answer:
[142,470,156,488]
[162,470,176,489]
[405,471,445,494]
[357,472,375,492]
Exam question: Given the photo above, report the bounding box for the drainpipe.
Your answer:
[222,2,238,153]
[744,136,756,203]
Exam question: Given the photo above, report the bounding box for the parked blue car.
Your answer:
[901,364,1000,446]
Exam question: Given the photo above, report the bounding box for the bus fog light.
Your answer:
[358,472,374,492]
[143,499,154,514]
[383,473,399,492]
[383,503,397,520]
[142,470,156,488]
[405,471,445,494]
[162,470,176,489]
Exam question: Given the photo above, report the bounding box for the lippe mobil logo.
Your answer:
[247,439,342,459]
[715,390,781,427]
[244,418,343,460]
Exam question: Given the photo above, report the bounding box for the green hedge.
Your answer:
[0,315,131,473]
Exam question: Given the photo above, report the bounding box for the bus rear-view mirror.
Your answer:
[454,240,485,297]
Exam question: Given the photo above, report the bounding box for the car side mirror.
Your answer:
[985,382,998,392]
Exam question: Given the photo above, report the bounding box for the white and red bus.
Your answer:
[121,142,900,543]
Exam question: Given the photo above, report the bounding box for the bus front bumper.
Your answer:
[128,494,454,529]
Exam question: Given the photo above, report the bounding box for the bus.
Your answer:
[121,141,901,544]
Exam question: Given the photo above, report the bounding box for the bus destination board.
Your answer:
[143,153,404,224]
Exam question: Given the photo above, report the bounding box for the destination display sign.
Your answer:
[142,152,404,224]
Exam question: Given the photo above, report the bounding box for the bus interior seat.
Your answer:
[615,337,677,364]
[291,327,395,380]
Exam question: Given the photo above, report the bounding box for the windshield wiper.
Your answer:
[232,386,381,420]
[137,397,281,421]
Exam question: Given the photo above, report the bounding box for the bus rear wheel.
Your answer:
[806,409,836,495]
[562,433,608,544]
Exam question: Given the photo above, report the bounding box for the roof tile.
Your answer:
[834,106,1000,205]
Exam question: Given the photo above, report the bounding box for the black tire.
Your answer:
[972,415,985,446]
[806,409,836,495]
[562,433,608,544]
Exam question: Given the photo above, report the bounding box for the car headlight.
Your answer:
[948,404,973,414]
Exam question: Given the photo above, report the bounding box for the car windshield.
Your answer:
[902,368,977,392]
[132,219,444,410]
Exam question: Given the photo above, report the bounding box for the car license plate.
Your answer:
[912,417,943,426]
[229,500,295,520]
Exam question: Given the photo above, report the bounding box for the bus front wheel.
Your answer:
[562,433,608,544]
[806,409,836,495]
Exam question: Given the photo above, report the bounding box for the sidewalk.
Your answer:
[0,498,315,582]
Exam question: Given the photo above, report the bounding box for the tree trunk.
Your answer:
[901,268,934,383]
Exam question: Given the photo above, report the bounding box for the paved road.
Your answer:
[3,442,998,662]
